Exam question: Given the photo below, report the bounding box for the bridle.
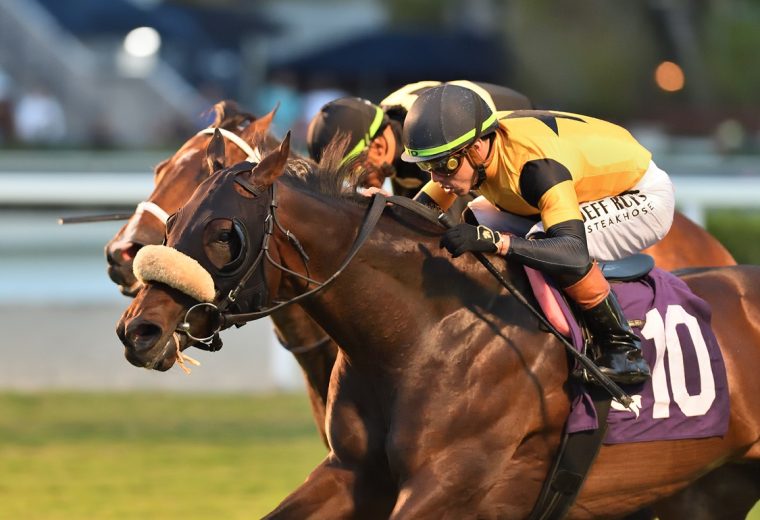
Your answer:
[133,126,263,227]
[197,127,262,163]
[172,186,635,408]
[175,181,389,345]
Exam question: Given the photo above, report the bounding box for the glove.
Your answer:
[440,223,501,258]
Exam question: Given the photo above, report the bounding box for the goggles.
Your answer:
[417,149,467,177]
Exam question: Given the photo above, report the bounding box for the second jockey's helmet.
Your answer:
[307,97,385,165]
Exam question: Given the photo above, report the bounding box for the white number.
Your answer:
[640,305,715,418]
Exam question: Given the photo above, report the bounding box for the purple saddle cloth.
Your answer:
[558,267,729,444]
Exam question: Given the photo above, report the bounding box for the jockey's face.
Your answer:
[430,153,476,196]
[361,127,397,188]
[428,137,489,196]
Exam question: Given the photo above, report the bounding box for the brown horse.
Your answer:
[104,101,337,444]
[644,214,735,270]
[117,135,760,519]
[104,102,736,449]
[104,102,747,518]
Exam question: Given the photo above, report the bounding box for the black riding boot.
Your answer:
[582,291,651,385]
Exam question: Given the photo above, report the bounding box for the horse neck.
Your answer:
[271,183,547,375]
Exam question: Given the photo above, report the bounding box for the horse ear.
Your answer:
[242,102,278,141]
[206,128,226,174]
[244,131,290,188]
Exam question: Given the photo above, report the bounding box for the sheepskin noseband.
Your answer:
[133,245,216,302]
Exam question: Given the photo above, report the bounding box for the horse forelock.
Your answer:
[208,99,255,130]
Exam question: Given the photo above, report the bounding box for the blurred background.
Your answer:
[1,0,759,518]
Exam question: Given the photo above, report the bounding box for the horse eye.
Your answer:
[203,219,246,273]
[219,225,245,272]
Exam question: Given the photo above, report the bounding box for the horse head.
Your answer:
[105,100,277,296]
[117,133,294,369]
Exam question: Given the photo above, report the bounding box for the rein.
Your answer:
[200,189,388,328]
[384,196,632,408]
[175,184,631,407]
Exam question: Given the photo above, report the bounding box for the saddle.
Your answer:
[525,254,654,340]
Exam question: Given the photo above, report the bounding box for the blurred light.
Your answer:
[655,61,685,92]
[123,27,161,58]
[714,119,745,153]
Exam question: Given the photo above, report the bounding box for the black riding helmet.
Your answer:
[306,97,386,165]
[401,84,498,163]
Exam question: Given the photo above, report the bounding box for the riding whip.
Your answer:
[436,210,634,409]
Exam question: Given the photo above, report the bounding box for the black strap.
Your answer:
[435,210,633,408]
[389,195,623,519]
[221,193,388,325]
[528,387,613,520]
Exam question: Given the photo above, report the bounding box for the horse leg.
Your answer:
[263,455,395,520]
[650,461,760,520]
[290,341,339,447]
[265,353,396,519]
[270,306,339,448]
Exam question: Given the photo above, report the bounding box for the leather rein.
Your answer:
[174,186,632,409]
[176,186,389,342]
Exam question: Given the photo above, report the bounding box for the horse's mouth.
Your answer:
[125,335,178,372]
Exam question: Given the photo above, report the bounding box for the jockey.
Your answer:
[306,80,532,198]
[402,84,675,385]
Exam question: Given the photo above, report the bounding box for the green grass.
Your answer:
[0,392,757,519]
[707,208,760,264]
[0,392,326,519]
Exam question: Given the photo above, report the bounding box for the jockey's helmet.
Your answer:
[307,97,386,165]
[401,84,497,163]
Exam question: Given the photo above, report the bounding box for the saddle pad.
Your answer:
[558,267,730,444]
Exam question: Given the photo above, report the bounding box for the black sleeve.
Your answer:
[413,190,443,212]
[506,219,592,287]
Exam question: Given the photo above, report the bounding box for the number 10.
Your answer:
[640,305,716,419]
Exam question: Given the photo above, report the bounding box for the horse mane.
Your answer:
[273,136,442,235]
[280,133,364,201]
[207,99,256,131]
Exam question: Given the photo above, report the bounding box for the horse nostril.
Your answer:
[120,243,142,262]
[107,242,142,266]
[125,320,163,351]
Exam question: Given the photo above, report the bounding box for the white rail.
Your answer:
[1,172,759,225]
[0,172,153,206]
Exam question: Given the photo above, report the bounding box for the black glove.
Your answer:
[440,223,501,258]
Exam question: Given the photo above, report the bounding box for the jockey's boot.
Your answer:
[581,290,651,385]
[563,261,650,385]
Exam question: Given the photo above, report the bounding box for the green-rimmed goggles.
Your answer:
[417,149,468,177]
[339,105,385,167]
[403,112,497,160]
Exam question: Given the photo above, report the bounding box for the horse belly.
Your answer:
[574,437,732,518]
[682,266,760,452]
